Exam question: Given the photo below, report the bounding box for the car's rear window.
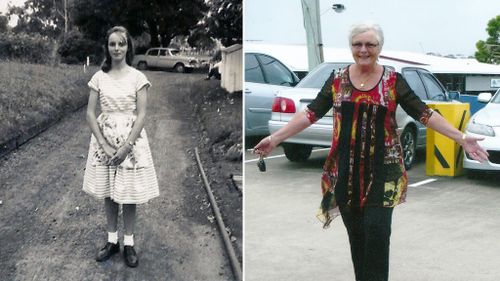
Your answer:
[296,63,349,88]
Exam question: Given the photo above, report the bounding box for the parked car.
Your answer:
[463,89,500,173]
[245,52,300,137]
[133,48,200,73]
[269,61,460,169]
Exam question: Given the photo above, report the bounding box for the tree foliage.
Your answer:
[72,0,208,47]
[57,30,102,64]
[7,0,66,38]
[0,14,8,33]
[4,0,236,64]
[0,32,53,63]
[475,15,500,64]
[190,0,243,46]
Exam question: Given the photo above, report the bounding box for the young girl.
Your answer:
[83,26,159,268]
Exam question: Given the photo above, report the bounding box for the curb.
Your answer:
[0,104,86,158]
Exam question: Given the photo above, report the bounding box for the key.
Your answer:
[257,154,266,172]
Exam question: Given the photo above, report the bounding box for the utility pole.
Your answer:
[301,0,323,71]
[301,1,345,71]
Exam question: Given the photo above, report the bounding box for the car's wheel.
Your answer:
[174,63,185,73]
[283,144,313,162]
[401,127,416,170]
[137,61,148,70]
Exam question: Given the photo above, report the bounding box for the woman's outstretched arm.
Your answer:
[426,112,489,162]
[253,111,312,156]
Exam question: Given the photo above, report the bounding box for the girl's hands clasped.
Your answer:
[110,144,132,166]
[102,143,116,159]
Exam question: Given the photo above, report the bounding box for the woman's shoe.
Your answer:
[124,245,139,267]
[96,242,120,262]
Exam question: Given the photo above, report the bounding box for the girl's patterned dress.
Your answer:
[83,68,159,204]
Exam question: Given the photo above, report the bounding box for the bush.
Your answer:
[57,30,103,65]
[0,32,54,64]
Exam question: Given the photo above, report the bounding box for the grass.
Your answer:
[0,61,97,151]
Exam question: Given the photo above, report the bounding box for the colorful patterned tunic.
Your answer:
[307,66,433,228]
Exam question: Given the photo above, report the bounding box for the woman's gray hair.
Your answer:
[348,22,384,48]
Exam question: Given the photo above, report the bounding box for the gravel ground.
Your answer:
[0,70,242,280]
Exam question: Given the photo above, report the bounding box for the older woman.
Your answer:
[253,22,488,281]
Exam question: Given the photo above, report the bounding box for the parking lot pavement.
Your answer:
[244,147,500,281]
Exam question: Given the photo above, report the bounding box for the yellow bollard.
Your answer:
[426,103,470,177]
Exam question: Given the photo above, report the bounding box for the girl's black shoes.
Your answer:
[96,242,120,262]
[95,242,138,267]
[124,245,139,267]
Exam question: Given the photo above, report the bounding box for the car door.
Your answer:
[146,49,159,68]
[244,53,299,136]
[156,49,171,68]
[400,68,430,145]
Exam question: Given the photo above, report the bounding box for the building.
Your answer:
[245,42,500,95]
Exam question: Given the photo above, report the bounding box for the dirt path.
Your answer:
[0,71,235,280]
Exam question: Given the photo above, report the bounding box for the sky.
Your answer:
[0,0,26,25]
[244,0,500,56]
[0,0,25,13]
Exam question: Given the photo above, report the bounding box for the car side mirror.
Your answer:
[448,91,460,100]
[477,92,492,103]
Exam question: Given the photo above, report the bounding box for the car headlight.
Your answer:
[466,121,495,137]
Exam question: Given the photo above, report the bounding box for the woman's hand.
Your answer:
[101,143,116,159]
[253,136,276,157]
[110,144,132,166]
[462,134,489,162]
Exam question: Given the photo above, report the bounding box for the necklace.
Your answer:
[359,75,370,88]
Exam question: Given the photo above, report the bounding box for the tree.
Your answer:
[204,0,242,47]
[72,0,208,47]
[0,14,8,33]
[475,15,500,64]
[7,0,69,38]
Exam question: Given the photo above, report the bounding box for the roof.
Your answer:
[245,42,500,75]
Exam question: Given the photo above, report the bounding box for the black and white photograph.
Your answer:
[0,0,242,280]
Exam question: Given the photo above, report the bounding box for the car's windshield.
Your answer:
[491,89,500,103]
[296,63,349,88]
[170,50,180,56]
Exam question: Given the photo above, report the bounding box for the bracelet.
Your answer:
[462,133,466,141]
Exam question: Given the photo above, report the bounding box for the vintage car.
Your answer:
[132,48,200,73]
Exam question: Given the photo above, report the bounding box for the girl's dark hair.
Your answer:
[101,26,134,72]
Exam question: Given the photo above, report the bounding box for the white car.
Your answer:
[463,89,500,172]
[133,48,200,73]
[269,61,460,169]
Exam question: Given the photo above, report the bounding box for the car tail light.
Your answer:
[272,97,296,113]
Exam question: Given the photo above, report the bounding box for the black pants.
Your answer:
[207,66,220,79]
[339,205,394,281]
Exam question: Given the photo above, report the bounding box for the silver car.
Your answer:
[245,52,300,137]
[269,61,459,169]
[463,89,500,172]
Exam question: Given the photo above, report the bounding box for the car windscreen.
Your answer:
[296,63,349,88]
[491,89,500,103]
